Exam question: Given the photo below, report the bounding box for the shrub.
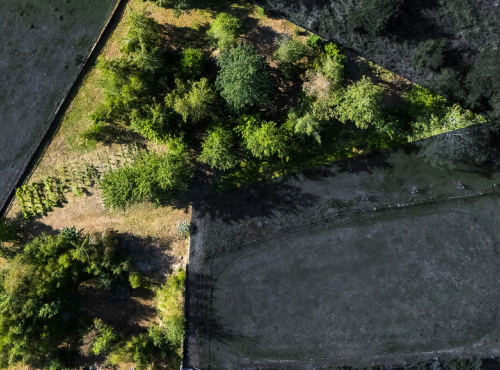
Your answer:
[216,43,276,113]
[180,47,206,79]
[100,151,193,209]
[129,271,143,289]
[347,0,402,36]
[207,13,242,50]
[256,6,265,16]
[412,39,447,71]
[306,33,321,48]
[177,221,192,238]
[199,125,237,170]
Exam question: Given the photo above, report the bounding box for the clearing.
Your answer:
[186,139,500,369]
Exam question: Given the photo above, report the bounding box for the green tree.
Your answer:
[237,115,288,159]
[336,76,385,129]
[173,78,216,123]
[100,150,193,209]
[273,36,309,79]
[412,39,448,71]
[121,11,163,54]
[199,125,237,170]
[207,13,242,50]
[216,44,276,113]
[0,229,130,368]
[347,0,403,36]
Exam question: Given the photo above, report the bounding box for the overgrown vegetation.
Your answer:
[0,225,186,369]
[4,1,493,368]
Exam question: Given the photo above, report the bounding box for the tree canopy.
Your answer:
[216,43,276,113]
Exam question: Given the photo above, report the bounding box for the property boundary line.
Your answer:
[206,189,500,261]
[0,0,127,219]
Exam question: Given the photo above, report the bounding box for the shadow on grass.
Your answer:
[186,271,246,344]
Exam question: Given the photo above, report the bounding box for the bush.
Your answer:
[216,43,276,113]
[156,269,186,353]
[199,125,237,170]
[306,33,321,48]
[256,6,265,16]
[347,0,402,36]
[177,221,192,238]
[207,13,242,50]
[180,48,206,80]
[412,39,447,71]
[100,150,193,209]
[273,36,309,79]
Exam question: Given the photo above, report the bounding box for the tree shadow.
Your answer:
[193,179,319,224]
[384,0,453,43]
[164,23,211,50]
[81,123,148,147]
[185,270,246,347]
[334,149,393,175]
[121,232,177,282]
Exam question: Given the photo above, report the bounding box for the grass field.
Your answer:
[187,137,500,369]
[0,0,118,210]
[208,196,500,368]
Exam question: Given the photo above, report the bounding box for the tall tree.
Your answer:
[216,44,276,113]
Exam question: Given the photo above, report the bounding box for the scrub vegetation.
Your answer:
[1,0,493,368]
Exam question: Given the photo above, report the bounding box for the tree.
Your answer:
[199,125,237,170]
[336,76,385,129]
[173,78,216,123]
[0,229,130,368]
[207,13,242,50]
[100,150,193,209]
[415,104,489,167]
[273,36,309,79]
[347,0,403,36]
[130,103,183,142]
[121,11,163,54]
[237,115,288,159]
[216,44,276,113]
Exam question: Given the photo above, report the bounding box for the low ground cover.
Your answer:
[187,138,500,369]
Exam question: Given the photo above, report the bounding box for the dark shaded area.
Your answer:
[251,0,500,123]
[193,178,319,223]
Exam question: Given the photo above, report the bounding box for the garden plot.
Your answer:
[0,0,118,211]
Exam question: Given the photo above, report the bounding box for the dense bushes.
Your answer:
[412,39,448,71]
[0,228,131,368]
[348,0,403,36]
[83,269,186,370]
[100,150,193,209]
